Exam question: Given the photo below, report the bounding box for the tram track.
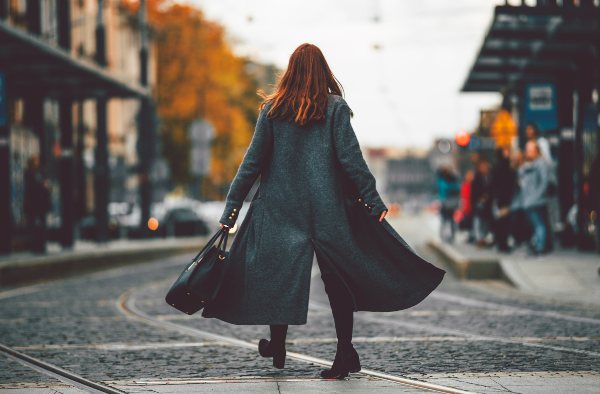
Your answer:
[116,287,476,394]
[308,301,600,358]
[429,291,600,326]
[0,343,126,393]
[2,252,599,393]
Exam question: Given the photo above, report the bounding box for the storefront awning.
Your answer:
[462,5,600,93]
[0,21,150,99]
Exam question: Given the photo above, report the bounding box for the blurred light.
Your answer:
[455,131,471,148]
[148,217,159,231]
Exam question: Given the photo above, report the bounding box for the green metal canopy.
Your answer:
[462,5,600,93]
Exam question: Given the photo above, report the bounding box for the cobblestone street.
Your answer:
[1,215,599,393]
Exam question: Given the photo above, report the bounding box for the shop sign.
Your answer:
[524,82,558,132]
[188,119,214,176]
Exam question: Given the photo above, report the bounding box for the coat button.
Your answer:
[233,208,237,211]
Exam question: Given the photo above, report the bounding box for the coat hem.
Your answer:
[356,269,445,312]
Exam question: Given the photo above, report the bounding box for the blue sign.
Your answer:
[0,72,6,127]
[523,82,558,133]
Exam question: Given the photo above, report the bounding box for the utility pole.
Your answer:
[57,0,75,248]
[0,72,10,254]
[95,0,109,243]
[138,0,155,234]
[0,0,7,253]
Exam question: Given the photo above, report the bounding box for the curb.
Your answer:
[497,259,535,290]
[426,239,508,281]
[0,236,211,287]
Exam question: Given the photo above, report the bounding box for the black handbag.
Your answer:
[165,226,230,315]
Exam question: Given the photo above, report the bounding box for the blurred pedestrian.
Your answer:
[458,169,475,240]
[24,155,51,253]
[525,123,551,163]
[518,141,549,256]
[526,122,556,251]
[204,43,445,379]
[509,150,531,247]
[588,155,600,253]
[471,158,493,247]
[491,146,516,252]
[436,165,460,243]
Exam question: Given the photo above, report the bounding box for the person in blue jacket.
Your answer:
[436,165,460,243]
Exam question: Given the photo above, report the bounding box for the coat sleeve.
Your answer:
[332,101,388,218]
[219,107,273,227]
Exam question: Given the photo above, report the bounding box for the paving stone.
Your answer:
[1,216,599,393]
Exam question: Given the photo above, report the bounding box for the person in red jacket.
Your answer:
[458,170,474,241]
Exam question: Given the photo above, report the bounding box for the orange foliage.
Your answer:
[123,0,262,199]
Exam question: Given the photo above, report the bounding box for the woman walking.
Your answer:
[201,43,445,379]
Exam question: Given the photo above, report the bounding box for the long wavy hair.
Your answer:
[259,43,344,126]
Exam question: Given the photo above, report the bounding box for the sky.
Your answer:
[190,0,504,150]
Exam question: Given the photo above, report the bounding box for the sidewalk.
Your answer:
[6,369,600,393]
[0,235,212,288]
[426,217,600,306]
[0,378,447,393]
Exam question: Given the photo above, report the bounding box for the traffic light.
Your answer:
[455,131,471,148]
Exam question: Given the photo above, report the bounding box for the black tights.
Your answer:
[269,260,354,348]
[320,265,354,347]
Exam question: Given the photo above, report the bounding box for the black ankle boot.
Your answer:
[320,343,361,379]
[258,325,287,369]
[258,338,286,369]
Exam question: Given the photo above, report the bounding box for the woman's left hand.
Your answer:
[379,209,388,222]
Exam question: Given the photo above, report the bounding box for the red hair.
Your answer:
[259,43,344,126]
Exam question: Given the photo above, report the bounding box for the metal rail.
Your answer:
[0,343,126,394]
[117,288,476,394]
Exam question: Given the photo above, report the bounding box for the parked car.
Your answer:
[158,207,209,237]
[78,214,121,240]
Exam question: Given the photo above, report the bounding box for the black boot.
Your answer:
[258,324,287,369]
[320,342,361,379]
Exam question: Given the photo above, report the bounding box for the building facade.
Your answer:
[0,0,156,253]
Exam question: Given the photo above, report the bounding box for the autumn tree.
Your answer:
[124,0,269,199]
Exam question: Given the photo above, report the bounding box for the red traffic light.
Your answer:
[455,131,471,147]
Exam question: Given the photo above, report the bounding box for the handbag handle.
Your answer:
[216,227,230,261]
[190,227,225,263]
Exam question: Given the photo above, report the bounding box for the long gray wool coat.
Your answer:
[202,95,445,325]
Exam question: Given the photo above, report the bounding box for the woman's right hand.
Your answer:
[379,209,388,222]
